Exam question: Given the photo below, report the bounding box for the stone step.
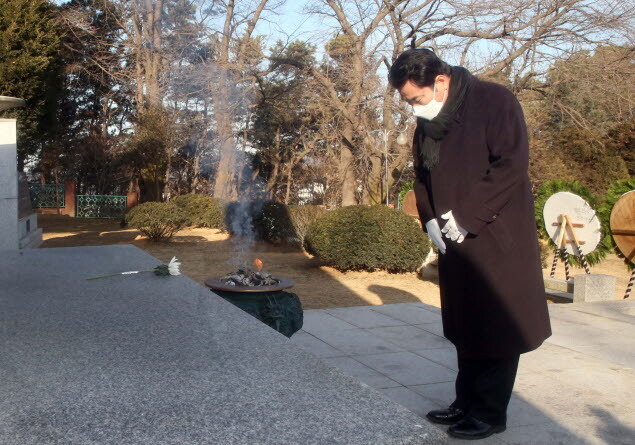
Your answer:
[545,288,573,301]
[544,276,574,293]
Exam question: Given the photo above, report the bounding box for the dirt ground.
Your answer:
[38,215,632,309]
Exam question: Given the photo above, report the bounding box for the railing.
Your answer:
[29,184,65,208]
[76,195,127,219]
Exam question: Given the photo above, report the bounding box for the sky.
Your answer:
[257,1,330,43]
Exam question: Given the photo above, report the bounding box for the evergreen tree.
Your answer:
[0,0,62,171]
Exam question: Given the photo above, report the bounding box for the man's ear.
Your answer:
[435,74,450,91]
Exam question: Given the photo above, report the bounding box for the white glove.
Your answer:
[441,210,468,243]
[425,219,446,254]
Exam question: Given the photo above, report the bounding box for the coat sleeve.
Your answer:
[411,130,435,233]
[454,88,529,235]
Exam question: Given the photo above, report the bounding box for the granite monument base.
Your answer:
[18,213,43,248]
[573,273,617,303]
[0,245,446,445]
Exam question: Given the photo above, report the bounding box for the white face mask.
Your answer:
[412,83,447,120]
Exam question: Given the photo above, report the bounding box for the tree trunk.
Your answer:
[365,155,383,205]
[54,169,61,216]
[191,151,200,193]
[135,50,144,111]
[339,42,365,207]
[267,127,282,196]
[284,165,292,205]
[339,147,356,206]
[212,1,238,201]
[163,157,171,200]
[143,0,163,108]
[212,84,239,201]
[339,122,357,206]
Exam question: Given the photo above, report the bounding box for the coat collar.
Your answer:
[452,77,477,124]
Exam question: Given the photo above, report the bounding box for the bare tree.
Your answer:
[54,0,635,205]
[398,0,635,90]
[298,0,634,206]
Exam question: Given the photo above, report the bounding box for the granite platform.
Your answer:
[292,301,635,444]
[0,245,447,445]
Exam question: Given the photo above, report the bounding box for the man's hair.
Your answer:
[388,49,452,89]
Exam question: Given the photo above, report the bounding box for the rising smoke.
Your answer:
[169,62,270,271]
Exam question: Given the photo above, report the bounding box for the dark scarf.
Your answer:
[417,66,474,171]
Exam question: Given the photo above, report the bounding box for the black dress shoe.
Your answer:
[447,416,506,440]
[426,406,466,425]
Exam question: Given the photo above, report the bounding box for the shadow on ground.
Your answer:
[367,284,424,302]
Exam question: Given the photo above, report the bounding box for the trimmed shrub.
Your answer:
[288,205,328,248]
[254,201,292,244]
[224,200,265,238]
[224,201,328,248]
[172,193,226,230]
[304,205,430,272]
[254,203,326,246]
[125,202,186,241]
[254,202,328,247]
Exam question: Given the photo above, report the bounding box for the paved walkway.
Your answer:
[289,300,635,444]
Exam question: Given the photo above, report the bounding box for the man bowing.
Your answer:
[388,49,551,440]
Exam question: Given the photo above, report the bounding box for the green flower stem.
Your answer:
[85,269,154,280]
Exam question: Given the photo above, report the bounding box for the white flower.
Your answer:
[86,255,183,280]
[167,256,181,276]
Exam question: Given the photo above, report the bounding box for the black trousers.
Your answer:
[450,353,520,426]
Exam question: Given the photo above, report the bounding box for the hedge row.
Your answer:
[125,196,429,272]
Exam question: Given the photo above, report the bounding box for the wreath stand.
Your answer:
[549,214,592,280]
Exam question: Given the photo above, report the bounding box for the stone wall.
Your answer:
[0,118,19,250]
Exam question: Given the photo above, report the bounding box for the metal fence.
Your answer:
[29,184,65,208]
[76,195,127,219]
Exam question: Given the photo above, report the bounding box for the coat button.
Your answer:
[492,214,497,220]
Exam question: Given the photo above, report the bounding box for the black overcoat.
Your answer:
[413,78,552,359]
